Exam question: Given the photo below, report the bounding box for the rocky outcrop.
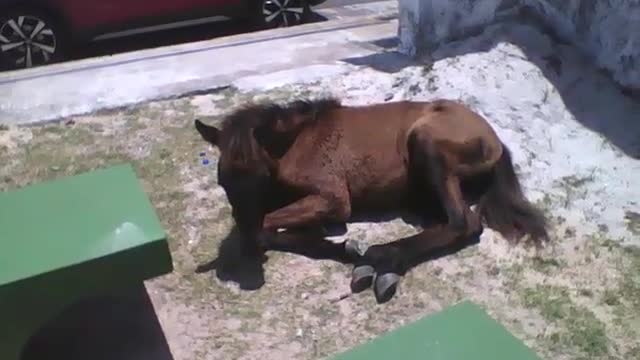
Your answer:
[397,0,640,90]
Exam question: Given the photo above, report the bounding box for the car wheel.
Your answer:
[0,10,65,71]
[256,0,311,28]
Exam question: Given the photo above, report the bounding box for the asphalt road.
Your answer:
[316,0,375,7]
[67,0,378,64]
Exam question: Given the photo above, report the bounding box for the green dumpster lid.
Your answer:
[332,300,542,360]
[0,164,168,288]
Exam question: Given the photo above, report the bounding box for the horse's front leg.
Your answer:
[260,192,364,261]
[261,227,360,263]
[263,194,349,230]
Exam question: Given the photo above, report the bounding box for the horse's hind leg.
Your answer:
[351,132,483,302]
[413,132,482,236]
[359,224,477,303]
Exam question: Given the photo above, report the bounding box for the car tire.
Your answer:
[251,0,312,29]
[0,9,67,71]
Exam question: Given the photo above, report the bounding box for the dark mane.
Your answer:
[218,97,342,165]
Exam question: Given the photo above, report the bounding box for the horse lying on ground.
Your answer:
[194,97,549,303]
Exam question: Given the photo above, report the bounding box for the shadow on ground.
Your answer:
[195,227,267,291]
[194,206,479,292]
[21,284,173,360]
[342,17,640,160]
[193,208,420,291]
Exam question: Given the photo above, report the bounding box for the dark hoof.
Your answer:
[350,265,375,293]
[344,239,368,258]
[374,273,400,303]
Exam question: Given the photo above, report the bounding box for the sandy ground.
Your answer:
[1,20,639,360]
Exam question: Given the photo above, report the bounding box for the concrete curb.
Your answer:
[0,2,398,125]
[0,13,394,85]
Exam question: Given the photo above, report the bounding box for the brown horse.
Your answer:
[194,97,549,303]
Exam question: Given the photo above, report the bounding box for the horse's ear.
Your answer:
[194,119,220,146]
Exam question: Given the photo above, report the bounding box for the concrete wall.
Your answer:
[397,0,640,90]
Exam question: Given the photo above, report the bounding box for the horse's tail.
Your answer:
[477,142,549,245]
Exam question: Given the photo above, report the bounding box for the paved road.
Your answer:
[65,0,379,65]
[1,2,397,125]
[316,0,376,7]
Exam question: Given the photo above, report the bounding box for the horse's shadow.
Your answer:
[195,227,267,291]
[195,209,479,291]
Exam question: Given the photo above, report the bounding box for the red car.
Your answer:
[0,0,325,71]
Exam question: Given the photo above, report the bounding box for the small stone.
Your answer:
[488,266,500,276]
[296,329,303,337]
[50,166,60,171]
[301,292,309,299]
[329,293,350,302]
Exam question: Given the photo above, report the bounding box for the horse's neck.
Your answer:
[256,116,312,160]
[254,129,295,161]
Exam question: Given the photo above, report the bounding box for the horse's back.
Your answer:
[332,101,424,146]
[338,102,424,209]
[409,100,496,140]
[279,101,425,210]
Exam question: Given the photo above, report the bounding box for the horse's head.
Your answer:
[194,118,273,237]
[194,98,341,245]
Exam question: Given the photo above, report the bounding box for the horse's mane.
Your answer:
[218,97,342,166]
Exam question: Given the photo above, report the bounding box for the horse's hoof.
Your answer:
[374,273,400,303]
[344,239,368,258]
[350,265,375,293]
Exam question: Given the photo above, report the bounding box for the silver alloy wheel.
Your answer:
[0,15,57,69]
[262,0,306,27]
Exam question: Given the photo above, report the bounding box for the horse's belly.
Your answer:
[348,164,409,211]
